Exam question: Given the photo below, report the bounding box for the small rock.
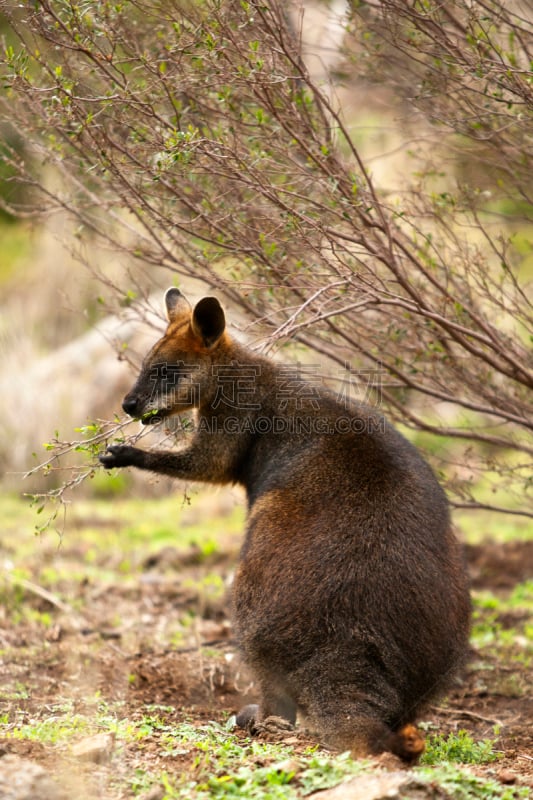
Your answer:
[45,623,62,642]
[282,735,300,745]
[373,752,405,771]
[496,770,517,785]
[70,732,115,763]
[140,786,166,800]
[310,770,446,799]
[272,758,300,777]
[0,754,64,800]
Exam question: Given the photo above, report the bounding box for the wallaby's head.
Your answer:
[122,289,227,423]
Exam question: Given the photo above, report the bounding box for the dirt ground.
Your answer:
[0,522,531,798]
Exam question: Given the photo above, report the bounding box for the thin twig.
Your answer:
[431,706,504,727]
[3,572,88,630]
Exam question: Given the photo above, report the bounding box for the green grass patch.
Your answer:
[421,729,501,766]
[470,582,533,666]
[1,704,181,747]
[122,731,371,800]
[455,509,532,544]
[7,714,94,745]
[0,491,243,576]
[417,765,530,800]
[0,708,529,800]
[120,732,529,800]
[0,221,34,283]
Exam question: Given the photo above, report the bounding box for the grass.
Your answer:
[0,701,528,800]
[417,765,530,800]
[421,730,501,766]
[470,581,533,670]
[455,508,532,545]
[0,220,34,283]
[1,489,243,574]
[0,491,531,799]
[183,749,369,800]
[118,724,529,799]
[5,704,192,748]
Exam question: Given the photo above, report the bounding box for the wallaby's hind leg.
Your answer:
[312,708,393,757]
[307,697,425,761]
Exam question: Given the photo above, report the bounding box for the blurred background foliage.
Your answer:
[0,0,530,531]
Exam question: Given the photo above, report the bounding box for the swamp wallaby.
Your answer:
[100,289,471,759]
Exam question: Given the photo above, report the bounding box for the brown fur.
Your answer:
[100,289,471,759]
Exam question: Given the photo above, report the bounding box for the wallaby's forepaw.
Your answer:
[99,445,142,469]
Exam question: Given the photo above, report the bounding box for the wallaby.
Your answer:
[100,289,471,759]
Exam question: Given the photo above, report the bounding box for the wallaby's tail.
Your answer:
[388,724,425,761]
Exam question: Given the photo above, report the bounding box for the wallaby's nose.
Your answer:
[122,395,139,416]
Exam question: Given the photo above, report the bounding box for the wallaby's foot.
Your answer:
[235,705,294,738]
[255,716,295,736]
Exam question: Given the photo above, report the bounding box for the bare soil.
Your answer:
[0,530,531,797]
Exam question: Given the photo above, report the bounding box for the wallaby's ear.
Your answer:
[165,288,191,321]
[191,297,226,348]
